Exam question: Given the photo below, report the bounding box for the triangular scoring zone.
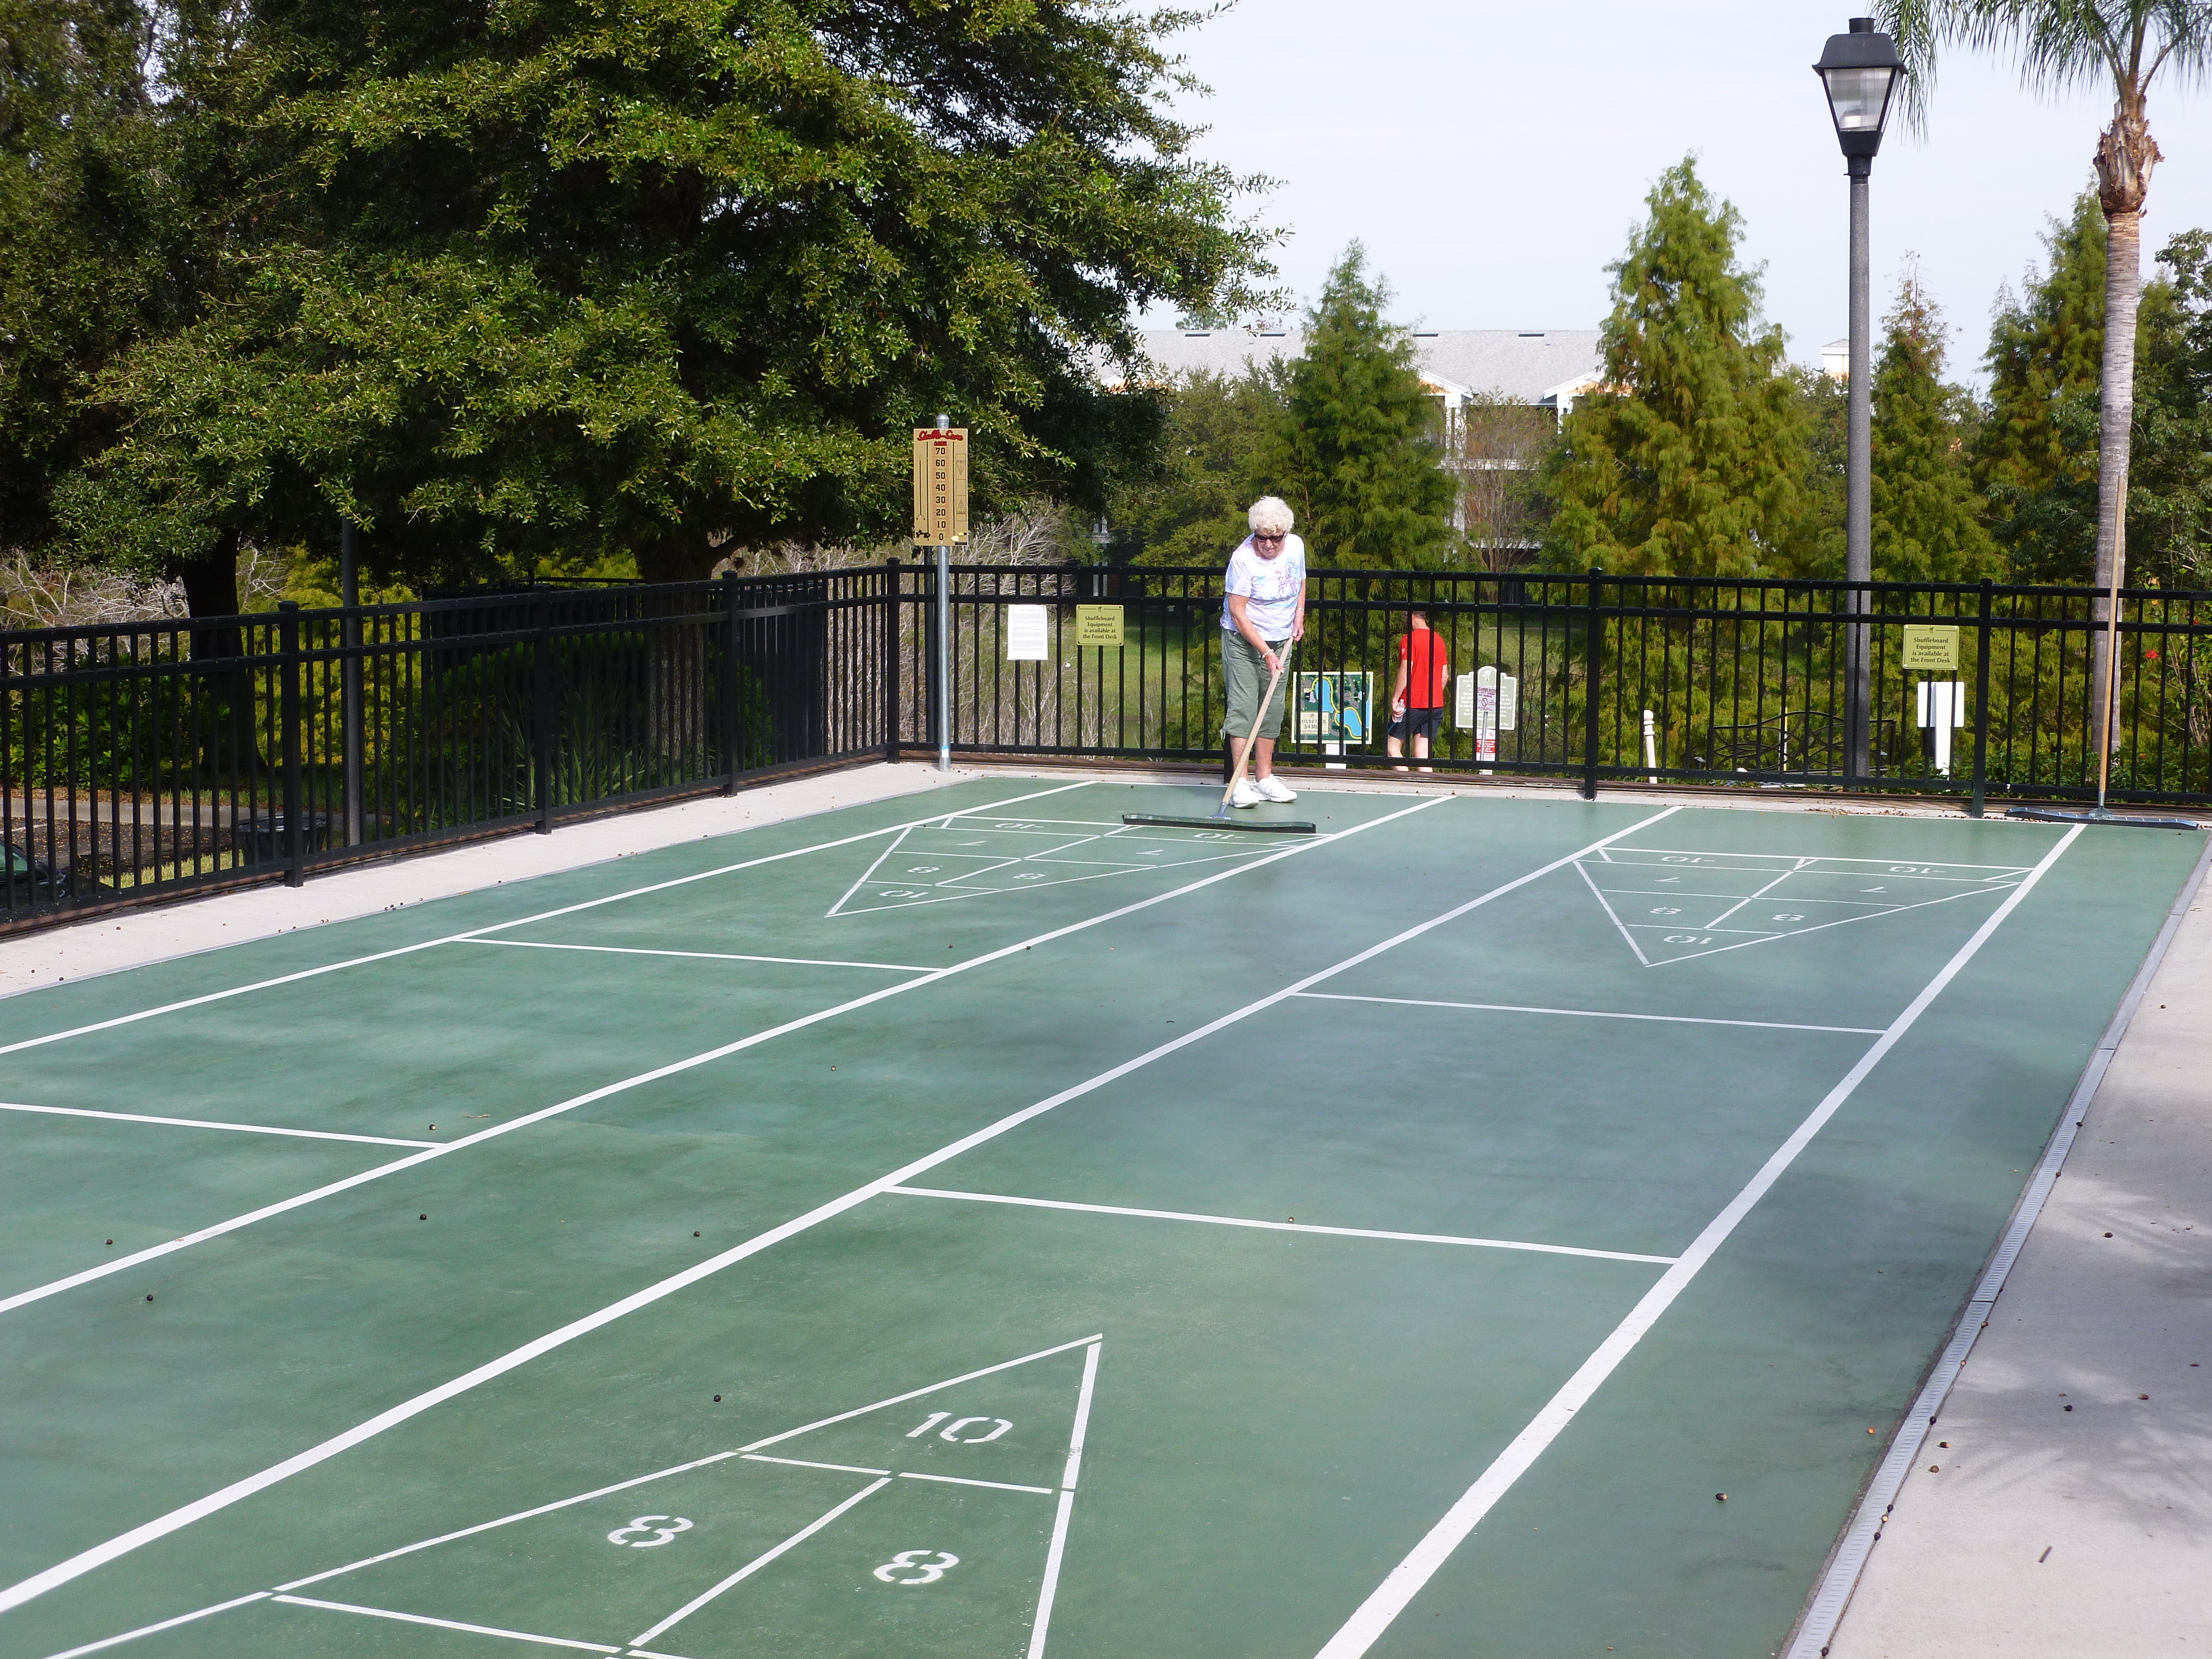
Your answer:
[827,813,1267,917]
[1575,846,2032,966]
[247,1335,1105,1659]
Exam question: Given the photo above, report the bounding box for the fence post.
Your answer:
[277,601,305,888]
[884,557,902,763]
[721,572,744,795]
[1970,578,1994,818]
[1582,567,1603,800]
[339,518,364,847]
[534,591,554,834]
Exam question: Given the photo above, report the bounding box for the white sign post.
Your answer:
[1916,679,1966,776]
[1460,667,1517,775]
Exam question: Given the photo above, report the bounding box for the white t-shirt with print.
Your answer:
[1220,535,1307,639]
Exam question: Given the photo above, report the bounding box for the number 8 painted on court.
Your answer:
[607,1515,692,1548]
[874,1549,960,1585]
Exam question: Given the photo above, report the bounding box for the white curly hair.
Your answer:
[1247,496,1295,537]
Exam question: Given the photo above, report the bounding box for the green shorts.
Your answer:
[1221,629,1290,743]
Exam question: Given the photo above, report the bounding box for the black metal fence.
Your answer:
[5,561,2207,932]
[1,573,892,930]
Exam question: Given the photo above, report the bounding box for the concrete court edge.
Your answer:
[1782,826,2212,1659]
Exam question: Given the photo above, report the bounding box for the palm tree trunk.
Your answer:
[2090,204,2138,766]
[2089,106,2159,778]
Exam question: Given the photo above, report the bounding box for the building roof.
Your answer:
[1136,327,1604,406]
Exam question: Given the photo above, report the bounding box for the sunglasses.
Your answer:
[1252,532,1286,544]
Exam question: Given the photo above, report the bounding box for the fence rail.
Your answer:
[5,563,2206,932]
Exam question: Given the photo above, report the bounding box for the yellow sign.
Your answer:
[1074,604,1124,648]
[1900,624,1961,673]
[911,428,969,545]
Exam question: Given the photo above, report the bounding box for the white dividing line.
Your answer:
[1308,824,2085,1659]
[740,1454,891,1476]
[737,1333,1107,1455]
[0,1100,439,1148]
[884,1187,1677,1265]
[899,1472,1055,1495]
[1026,1340,1104,1659]
[272,1595,618,1653]
[1576,859,1656,966]
[1288,993,1885,1036]
[457,939,933,973]
[0,781,1095,1059]
[37,1593,272,1659]
[3,799,1660,1620]
[627,1479,891,1649]
[0,801,1421,1322]
[1782,826,2212,1659]
[257,1331,1109,1613]
[1701,858,1813,930]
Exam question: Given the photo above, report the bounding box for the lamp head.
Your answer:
[1815,17,1905,163]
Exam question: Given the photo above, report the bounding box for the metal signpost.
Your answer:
[912,417,969,770]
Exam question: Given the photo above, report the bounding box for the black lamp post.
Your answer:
[1815,17,1905,781]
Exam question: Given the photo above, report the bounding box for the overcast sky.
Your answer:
[1150,0,2212,387]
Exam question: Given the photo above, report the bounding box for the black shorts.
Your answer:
[1388,706,1442,740]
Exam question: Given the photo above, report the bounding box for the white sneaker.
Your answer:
[1253,775,1298,803]
[1229,778,1264,808]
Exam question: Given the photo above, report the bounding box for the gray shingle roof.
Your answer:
[1136,327,1604,405]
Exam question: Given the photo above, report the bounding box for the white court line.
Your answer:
[899,1472,1055,1494]
[1,798,1663,1620]
[740,1454,890,1476]
[884,1187,1678,1264]
[36,1593,272,1659]
[628,1479,891,1648]
[1026,1340,1105,1659]
[258,1333,1105,1607]
[0,799,1410,1322]
[0,781,1095,1059]
[1576,860,1656,966]
[1289,993,1885,1036]
[1309,823,2085,1659]
[0,1101,439,1148]
[457,940,933,973]
[1702,858,1814,930]
[1597,847,2032,876]
[272,1594,618,1652]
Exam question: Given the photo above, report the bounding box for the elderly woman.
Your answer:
[1220,496,1308,806]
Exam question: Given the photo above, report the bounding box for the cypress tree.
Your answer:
[1538,157,1803,577]
[1267,245,1455,569]
[1871,267,1998,581]
[1976,192,2108,581]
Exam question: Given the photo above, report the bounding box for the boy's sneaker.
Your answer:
[1253,775,1298,803]
[1229,778,1264,808]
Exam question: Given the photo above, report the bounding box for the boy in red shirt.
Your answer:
[1387,611,1449,772]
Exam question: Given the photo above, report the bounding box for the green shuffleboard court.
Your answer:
[0,779,2203,1659]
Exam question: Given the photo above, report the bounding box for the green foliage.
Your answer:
[1107,368,1285,566]
[1265,245,1455,569]
[1538,158,1805,577]
[1971,190,2212,586]
[2122,228,2212,590]
[42,0,1273,593]
[1976,192,2109,579]
[0,0,175,550]
[1783,367,1848,578]
[1872,268,2000,580]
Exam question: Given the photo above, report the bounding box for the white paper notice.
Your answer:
[1006,604,1050,661]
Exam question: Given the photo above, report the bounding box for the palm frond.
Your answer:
[1881,0,2212,134]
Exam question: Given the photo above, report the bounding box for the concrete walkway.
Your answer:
[1829,853,2212,1656]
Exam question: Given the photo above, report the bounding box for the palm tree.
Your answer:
[1880,1,2212,758]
